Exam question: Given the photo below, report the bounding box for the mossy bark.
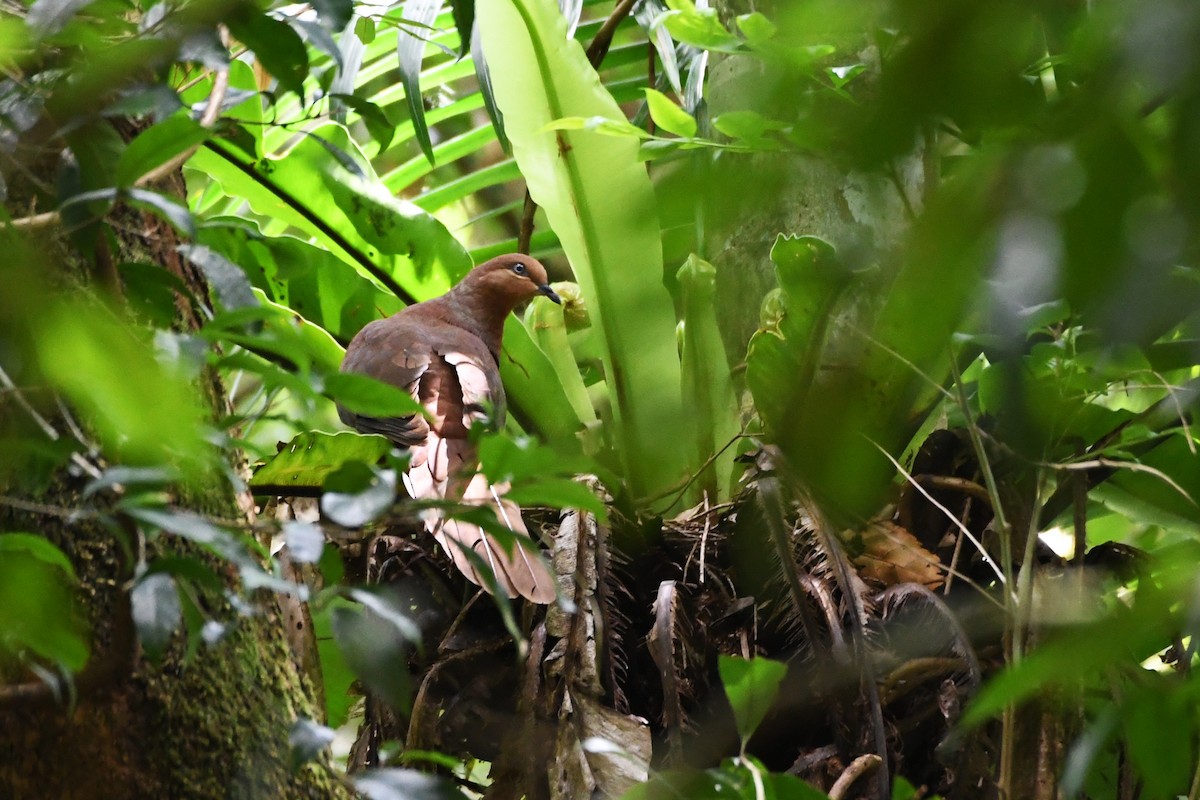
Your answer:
[0,122,349,799]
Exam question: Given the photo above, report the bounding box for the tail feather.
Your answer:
[405,441,555,603]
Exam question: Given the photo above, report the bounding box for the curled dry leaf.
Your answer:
[854,521,944,589]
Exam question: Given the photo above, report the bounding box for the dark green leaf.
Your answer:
[506,478,606,518]
[332,605,411,712]
[449,0,474,56]
[310,0,352,31]
[470,24,509,153]
[329,93,396,152]
[397,0,443,166]
[346,586,422,643]
[131,572,181,663]
[718,655,788,747]
[227,9,309,100]
[324,372,424,417]
[127,187,195,236]
[177,244,259,311]
[1123,682,1195,797]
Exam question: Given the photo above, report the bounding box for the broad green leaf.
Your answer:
[644,88,697,137]
[544,115,650,139]
[500,315,586,451]
[962,588,1176,728]
[479,0,690,504]
[506,478,607,518]
[227,8,309,100]
[0,542,90,671]
[522,289,596,424]
[1123,682,1195,798]
[718,655,788,748]
[35,299,210,469]
[332,603,412,712]
[197,223,405,341]
[251,431,392,490]
[0,533,77,580]
[191,126,470,304]
[313,595,356,726]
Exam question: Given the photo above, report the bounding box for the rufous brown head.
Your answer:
[456,254,561,312]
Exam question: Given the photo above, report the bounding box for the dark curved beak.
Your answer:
[538,284,562,304]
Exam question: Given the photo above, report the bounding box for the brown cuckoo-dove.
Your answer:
[337,254,561,604]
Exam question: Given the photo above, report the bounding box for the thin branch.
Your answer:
[870,440,1007,586]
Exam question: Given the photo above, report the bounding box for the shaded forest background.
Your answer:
[2,0,1200,798]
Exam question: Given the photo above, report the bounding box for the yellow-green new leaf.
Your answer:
[644,88,697,138]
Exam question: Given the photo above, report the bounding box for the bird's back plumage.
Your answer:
[338,257,559,604]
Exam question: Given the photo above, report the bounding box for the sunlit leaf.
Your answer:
[643,88,696,137]
[479,0,690,504]
[251,431,392,490]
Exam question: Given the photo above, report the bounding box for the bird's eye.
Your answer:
[512,262,527,276]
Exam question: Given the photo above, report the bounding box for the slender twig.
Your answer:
[0,365,102,479]
[828,754,883,799]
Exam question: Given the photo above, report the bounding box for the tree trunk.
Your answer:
[0,123,347,799]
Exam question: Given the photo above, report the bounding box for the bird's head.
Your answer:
[462,254,562,311]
